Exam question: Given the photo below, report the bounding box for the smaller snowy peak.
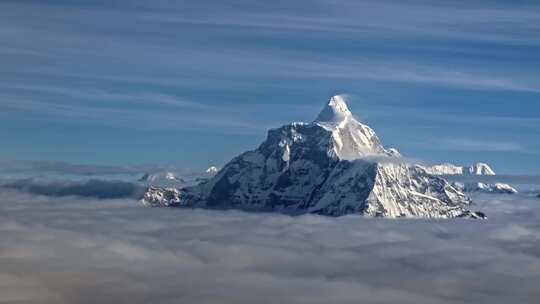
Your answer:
[142,186,183,207]
[424,162,516,194]
[205,166,219,176]
[311,95,390,159]
[468,163,495,176]
[387,148,401,157]
[490,183,517,194]
[424,163,464,175]
[314,95,352,124]
[165,172,178,180]
[452,182,517,194]
[424,162,495,176]
[138,172,185,187]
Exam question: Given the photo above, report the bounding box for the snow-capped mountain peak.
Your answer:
[205,166,219,176]
[314,95,352,124]
[468,163,495,175]
[165,172,177,180]
[142,95,485,219]
[138,171,185,187]
[312,95,389,160]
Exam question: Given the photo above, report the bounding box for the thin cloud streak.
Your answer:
[350,103,540,130]
[0,160,138,176]
[0,84,208,109]
[288,61,540,93]
[0,95,279,135]
[140,1,540,45]
[13,46,540,93]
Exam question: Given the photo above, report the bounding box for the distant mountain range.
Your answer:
[138,166,219,188]
[423,163,495,176]
[422,163,517,194]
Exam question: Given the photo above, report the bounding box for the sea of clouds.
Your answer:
[1,185,540,303]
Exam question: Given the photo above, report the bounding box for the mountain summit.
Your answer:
[142,96,485,219]
[313,95,390,160]
[314,95,352,124]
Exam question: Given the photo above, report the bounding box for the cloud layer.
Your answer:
[1,188,540,303]
[0,178,144,199]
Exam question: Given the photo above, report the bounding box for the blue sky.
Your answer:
[0,0,539,174]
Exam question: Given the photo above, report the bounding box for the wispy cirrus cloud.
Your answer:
[0,84,208,109]
[0,94,282,135]
[285,60,540,93]
[140,0,540,45]
[0,0,539,172]
[1,0,539,93]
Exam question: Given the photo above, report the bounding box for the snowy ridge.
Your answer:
[138,167,220,188]
[423,163,464,175]
[142,186,182,207]
[314,95,352,124]
[452,182,518,194]
[142,95,485,219]
[423,162,517,194]
[206,166,219,176]
[138,172,185,188]
[314,95,391,160]
[468,163,495,175]
[423,163,495,176]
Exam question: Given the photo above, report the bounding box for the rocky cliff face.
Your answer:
[142,96,484,219]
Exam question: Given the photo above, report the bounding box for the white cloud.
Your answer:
[1,189,540,303]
